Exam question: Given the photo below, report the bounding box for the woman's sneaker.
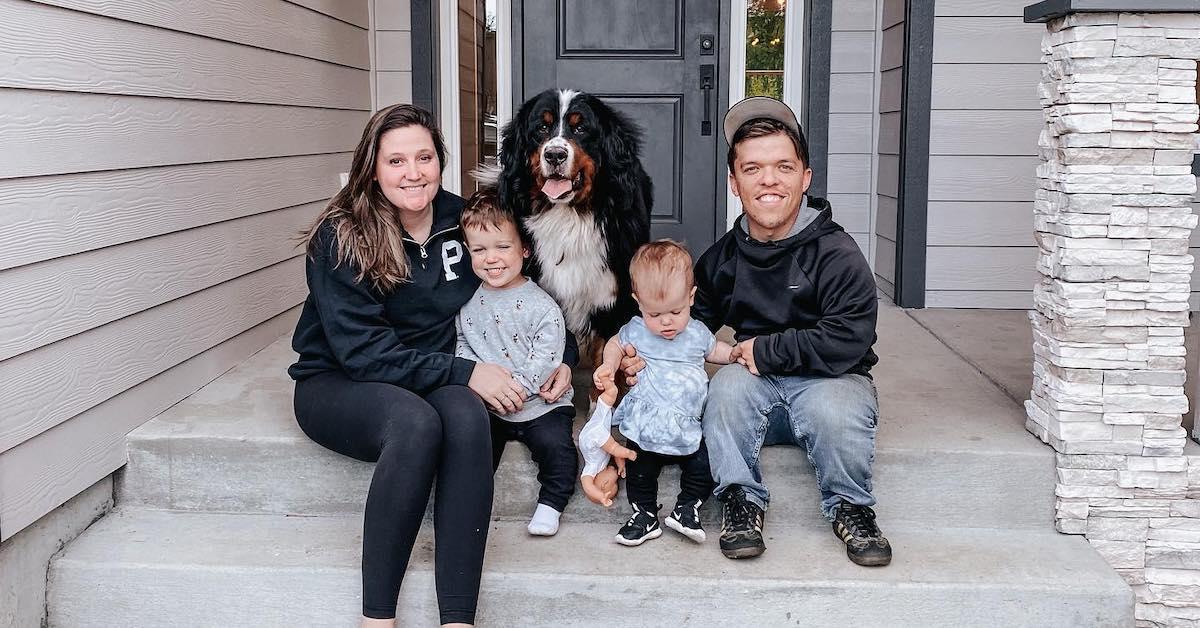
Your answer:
[615,503,662,546]
[664,499,706,543]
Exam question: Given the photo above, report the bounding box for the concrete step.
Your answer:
[119,306,1057,529]
[47,508,1132,627]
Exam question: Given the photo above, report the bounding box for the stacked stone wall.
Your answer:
[1027,12,1200,626]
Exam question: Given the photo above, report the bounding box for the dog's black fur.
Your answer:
[497,89,652,340]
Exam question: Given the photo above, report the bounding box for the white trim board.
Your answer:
[437,0,462,194]
[495,0,513,132]
[726,0,747,229]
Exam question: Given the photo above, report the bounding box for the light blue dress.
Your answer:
[613,316,715,456]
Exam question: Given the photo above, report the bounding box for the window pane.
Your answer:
[746,0,786,100]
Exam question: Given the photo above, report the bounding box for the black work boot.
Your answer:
[831,502,892,566]
[718,486,765,559]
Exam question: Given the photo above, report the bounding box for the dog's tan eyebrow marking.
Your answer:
[541,110,553,126]
[567,112,582,127]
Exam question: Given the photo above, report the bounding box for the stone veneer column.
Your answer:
[1025,5,1200,625]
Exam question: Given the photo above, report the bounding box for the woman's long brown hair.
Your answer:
[301,104,448,291]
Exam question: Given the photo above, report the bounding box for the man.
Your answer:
[693,97,889,566]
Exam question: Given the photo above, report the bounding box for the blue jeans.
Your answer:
[703,364,879,520]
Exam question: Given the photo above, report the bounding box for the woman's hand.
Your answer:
[539,364,573,403]
[468,363,527,414]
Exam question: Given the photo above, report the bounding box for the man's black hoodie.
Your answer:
[693,196,879,378]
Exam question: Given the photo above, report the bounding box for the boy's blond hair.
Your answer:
[460,187,523,243]
[629,239,694,300]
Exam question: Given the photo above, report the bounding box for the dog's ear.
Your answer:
[498,96,538,218]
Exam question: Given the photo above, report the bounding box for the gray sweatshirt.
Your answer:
[455,279,575,422]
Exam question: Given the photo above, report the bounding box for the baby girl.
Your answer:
[592,239,734,546]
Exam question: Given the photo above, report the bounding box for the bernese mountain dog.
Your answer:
[497,88,653,343]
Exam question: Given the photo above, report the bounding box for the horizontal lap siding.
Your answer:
[829,2,879,269]
[31,0,369,67]
[0,0,369,539]
[924,7,1043,308]
[374,0,414,109]
[0,153,350,271]
[0,307,301,548]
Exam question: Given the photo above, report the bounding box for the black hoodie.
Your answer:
[693,196,879,378]
[288,189,481,394]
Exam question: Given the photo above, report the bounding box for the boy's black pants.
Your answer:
[490,406,578,512]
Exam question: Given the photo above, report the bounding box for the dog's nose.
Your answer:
[543,146,567,167]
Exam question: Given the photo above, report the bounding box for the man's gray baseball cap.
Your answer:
[722,96,801,143]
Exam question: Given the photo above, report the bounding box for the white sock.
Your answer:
[527,503,561,536]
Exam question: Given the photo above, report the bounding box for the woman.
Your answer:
[289,104,575,627]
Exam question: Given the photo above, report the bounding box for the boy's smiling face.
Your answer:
[465,219,529,290]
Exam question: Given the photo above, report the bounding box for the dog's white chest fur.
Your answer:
[524,205,616,336]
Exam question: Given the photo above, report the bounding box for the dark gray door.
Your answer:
[514,0,723,254]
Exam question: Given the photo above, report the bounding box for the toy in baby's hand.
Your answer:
[578,366,637,507]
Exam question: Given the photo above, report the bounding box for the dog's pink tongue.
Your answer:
[541,178,573,199]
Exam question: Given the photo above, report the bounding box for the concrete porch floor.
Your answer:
[905,303,1200,435]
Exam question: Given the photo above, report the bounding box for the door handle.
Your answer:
[700,64,714,136]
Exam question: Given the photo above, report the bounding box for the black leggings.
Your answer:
[294,371,493,624]
[624,439,716,512]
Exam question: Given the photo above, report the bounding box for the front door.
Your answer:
[513,1,724,254]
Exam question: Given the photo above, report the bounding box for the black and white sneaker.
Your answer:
[615,503,662,546]
[664,499,706,543]
[831,502,892,567]
[719,486,765,559]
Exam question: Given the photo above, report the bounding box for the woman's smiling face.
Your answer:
[375,125,442,215]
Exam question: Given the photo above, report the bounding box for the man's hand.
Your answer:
[731,337,760,376]
[539,363,572,403]
[617,343,646,387]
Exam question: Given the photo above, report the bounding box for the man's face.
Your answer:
[728,132,813,240]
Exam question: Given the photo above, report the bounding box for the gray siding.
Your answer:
[829,1,879,266]
[923,1,1042,308]
[374,0,414,109]
[874,0,903,298]
[0,0,370,539]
